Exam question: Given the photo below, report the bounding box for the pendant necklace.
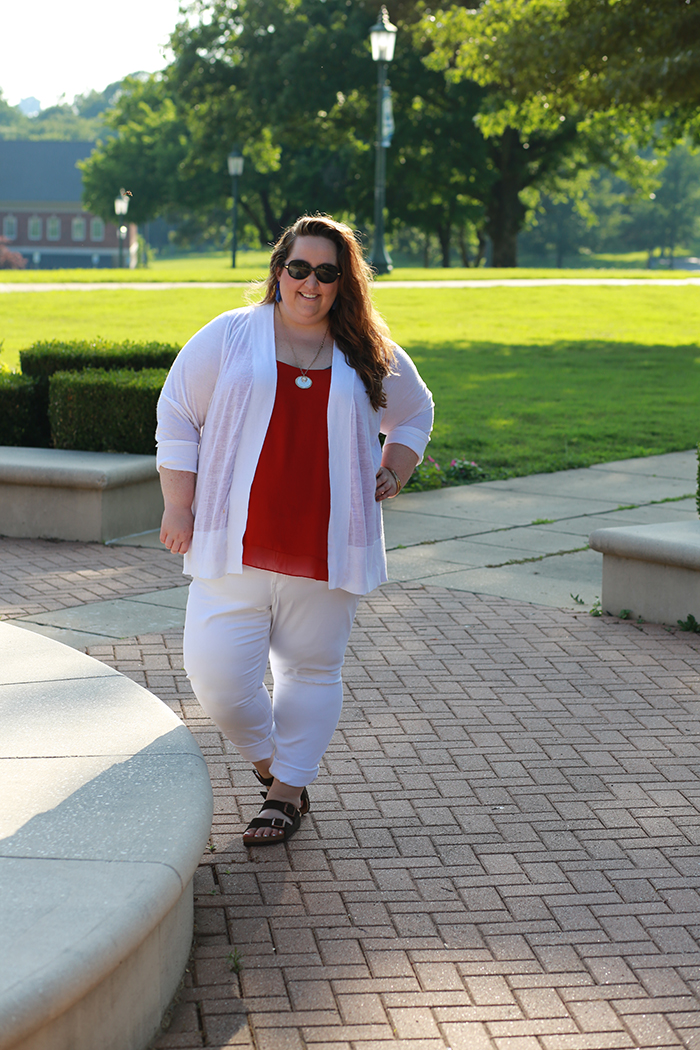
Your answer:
[276,307,330,389]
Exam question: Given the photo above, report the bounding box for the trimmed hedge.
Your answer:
[49,368,168,454]
[20,339,179,380]
[0,372,48,447]
[0,339,180,449]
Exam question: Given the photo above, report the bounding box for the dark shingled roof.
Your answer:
[0,140,94,201]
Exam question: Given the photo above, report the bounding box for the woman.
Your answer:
[157,214,433,846]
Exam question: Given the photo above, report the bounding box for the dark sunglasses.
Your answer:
[283,259,341,283]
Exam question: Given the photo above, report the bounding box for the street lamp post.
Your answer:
[368,6,397,275]
[227,149,245,268]
[114,190,129,268]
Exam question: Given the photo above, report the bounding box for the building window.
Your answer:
[71,217,86,241]
[47,216,61,241]
[28,216,42,240]
[2,215,17,240]
[90,217,105,242]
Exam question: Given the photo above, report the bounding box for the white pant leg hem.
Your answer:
[234,735,276,764]
[269,758,319,788]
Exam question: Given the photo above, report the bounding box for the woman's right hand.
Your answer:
[159,468,196,554]
[160,505,194,554]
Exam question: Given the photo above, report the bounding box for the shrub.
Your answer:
[49,368,168,454]
[20,339,179,380]
[697,442,700,518]
[404,454,491,493]
[9,339,179,449]
[443,458,489,484]
[404,455,444,491]
[0,372,47,446]
[0,235,27,269]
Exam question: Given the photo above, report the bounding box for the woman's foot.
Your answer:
[243,789,303,846]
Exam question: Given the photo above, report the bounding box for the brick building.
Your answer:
[0,140,137,268]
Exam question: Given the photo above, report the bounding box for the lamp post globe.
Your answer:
[114,190,129,269]
[227,149,245,268]
[368,5,397,275]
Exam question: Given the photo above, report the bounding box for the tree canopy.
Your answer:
[0,83,122,141]
[81,0,606,264]
[75,0,700,267]
[423,0,700,136]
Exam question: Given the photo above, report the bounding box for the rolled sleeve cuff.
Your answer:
[156,440,199,473]
[383,425,431,463]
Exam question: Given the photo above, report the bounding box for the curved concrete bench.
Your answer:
[0,622,213,1050]
[589,520,700,625]
[0,447,163,542]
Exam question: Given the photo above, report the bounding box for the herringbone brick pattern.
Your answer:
[5,534,700,1049]
[86,584,700,1050]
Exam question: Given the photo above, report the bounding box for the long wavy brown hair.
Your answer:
[258,215,395,410]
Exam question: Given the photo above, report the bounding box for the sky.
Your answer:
[2,0,184,109]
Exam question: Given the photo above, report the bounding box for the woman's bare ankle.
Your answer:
[267,779,302,810]
[253,759,273,781]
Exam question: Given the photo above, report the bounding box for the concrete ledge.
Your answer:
[589,521,700,624]
[0,622,213,1050]
[0,448,164,542]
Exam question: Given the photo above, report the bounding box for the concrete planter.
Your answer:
[0,447,163,543]
[589,520,700,625]
[0,622,213,1050]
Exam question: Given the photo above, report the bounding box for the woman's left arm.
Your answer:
[376,345,434,502]
[375,444,419,502]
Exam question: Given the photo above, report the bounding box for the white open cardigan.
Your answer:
[156,302,434,594]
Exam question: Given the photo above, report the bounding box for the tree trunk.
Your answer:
[475,229,487,267]
[555,211,565,268]
[423,233,431,268]
[436,223,451,267]
[457,227,471,267]
[484,129,528,268]
[241,199,269,247]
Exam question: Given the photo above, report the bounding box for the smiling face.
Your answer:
[277,235,339,327]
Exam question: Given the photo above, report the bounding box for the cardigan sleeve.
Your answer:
[156,312,233,473]
[380,345,434,461]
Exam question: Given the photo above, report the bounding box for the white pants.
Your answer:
[183,567,360,787]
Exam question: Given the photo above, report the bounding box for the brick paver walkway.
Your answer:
[4,537,700,1050]
[0,536,186,618]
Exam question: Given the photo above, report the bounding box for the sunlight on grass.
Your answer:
[2,249,699,285]
[1,281,699,477]
[0,288,250,367]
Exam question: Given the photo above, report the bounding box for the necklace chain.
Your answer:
[276,306,330,389]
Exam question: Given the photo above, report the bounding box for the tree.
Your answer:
[638,145,700,265]
[386,27,492,265]
[80,75,196,226]
[0,236,26,269]
[81,0,497,258]
[518,167,626,267]
[420,1,663,265]
[425,0,700,128]
[0,83,122,141]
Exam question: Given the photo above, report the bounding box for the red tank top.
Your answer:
[242,361,331,580]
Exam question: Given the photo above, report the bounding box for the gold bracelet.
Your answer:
[386,467,402,497]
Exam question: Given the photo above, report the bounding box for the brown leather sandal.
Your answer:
[242,798,302,847]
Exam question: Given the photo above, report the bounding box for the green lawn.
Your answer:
[0,287,250,365]
[1,249,699,284]
[377,284,700,475]
[2,282,699,478]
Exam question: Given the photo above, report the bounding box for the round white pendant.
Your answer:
[295,375,313,389]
